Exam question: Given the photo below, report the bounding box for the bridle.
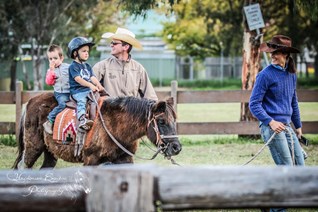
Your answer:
[91,92,179,161]
[147,111,179,153]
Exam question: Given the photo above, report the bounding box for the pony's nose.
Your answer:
[172,142,182,154]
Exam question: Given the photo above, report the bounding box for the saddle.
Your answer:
[52,91,107,156]
[65,91,100,122]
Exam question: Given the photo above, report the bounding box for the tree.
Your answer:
[0,0,29,90]
[20,0,122,90]
[0,0,122,90]
[295,0,318,78]
[122,0,318,78]
[3,0,318,91]
[160,0,244,59]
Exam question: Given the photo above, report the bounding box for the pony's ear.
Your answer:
[166,97,174,106]
[153,101,167,113]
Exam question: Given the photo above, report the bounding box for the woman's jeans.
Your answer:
[72,91,90,120]
[47,92,70,123]
[260,123,305,166]
[260,123,305,212]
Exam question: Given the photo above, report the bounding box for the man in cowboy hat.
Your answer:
[93,27,158,101]
[249,35,305,212]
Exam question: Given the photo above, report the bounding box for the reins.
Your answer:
[243,127,295,166]
[90,91,180,164]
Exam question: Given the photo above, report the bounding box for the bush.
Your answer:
[151,79,242,90]
[0,135,16,146]
[152,77,318,90]
[298,77,318,89]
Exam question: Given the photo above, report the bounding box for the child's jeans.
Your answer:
[48,92,70,123]
[72,90,90,120]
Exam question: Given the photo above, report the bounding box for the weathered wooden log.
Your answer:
[86,166,155,212]
[0,168,88,211]
[1,165,318,211]
[155,166,318,210]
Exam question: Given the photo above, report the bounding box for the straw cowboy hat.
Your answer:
[102,27,143,50]
[260,35,300,53]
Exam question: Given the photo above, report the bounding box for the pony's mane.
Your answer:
[102,96,155,120]
[101,96,176,123]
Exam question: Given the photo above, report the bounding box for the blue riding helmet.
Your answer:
[67,37,95,59]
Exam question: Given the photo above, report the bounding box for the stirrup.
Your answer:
[79,118,93,131]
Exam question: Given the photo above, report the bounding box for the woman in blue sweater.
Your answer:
[249,35,305,168]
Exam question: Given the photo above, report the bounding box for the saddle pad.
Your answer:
[52,96,107,145]
[53,108,77,144]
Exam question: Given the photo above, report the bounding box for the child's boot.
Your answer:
[78,115,93,130]
[43,120,53,134]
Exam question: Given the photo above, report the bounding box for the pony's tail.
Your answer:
[12,109,25,169]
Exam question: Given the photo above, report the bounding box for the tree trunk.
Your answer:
[240,0,263,137]
[9,43,19,91]
[315,52,318,78]
[31,43,43,91]
[9,60,17,91]
[240,30,261,122]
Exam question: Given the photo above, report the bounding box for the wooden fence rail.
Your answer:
[1,81,318,140]
[1,165,318,211]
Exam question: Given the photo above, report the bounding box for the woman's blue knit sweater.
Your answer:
[249,64,302,129]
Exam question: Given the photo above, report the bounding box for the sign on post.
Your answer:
[243,3,265,31]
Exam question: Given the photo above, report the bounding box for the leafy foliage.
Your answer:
[0,0,124,90]
[161,0,244,59]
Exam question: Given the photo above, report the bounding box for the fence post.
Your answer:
[15,81,23,141]
[171,80,178,113]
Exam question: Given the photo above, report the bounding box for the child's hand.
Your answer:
[89,84,99,92]
[97,84,104,91]
[49,61,55,71]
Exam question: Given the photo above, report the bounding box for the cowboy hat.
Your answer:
[260,35,300,53]
[102,27,143,50]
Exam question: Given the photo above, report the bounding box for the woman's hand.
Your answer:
[269,120,286,133]
[295,128,302,139]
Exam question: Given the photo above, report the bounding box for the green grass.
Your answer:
[0,104,16,122]
[1,134,318,212]
[176,102,318,122]
[1,135,318,169]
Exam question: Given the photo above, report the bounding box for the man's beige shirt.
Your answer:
[93,56,158,101]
